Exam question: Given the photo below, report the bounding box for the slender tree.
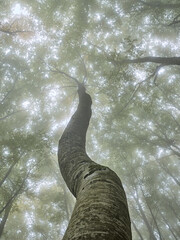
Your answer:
[0,204,12,238]
[58,80,132,240]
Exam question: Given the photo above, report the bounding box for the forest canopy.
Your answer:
[0,0,180,239]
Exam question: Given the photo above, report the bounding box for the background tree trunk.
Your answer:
[0,204,12,238]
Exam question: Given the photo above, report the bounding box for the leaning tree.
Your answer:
[58,76,132,240]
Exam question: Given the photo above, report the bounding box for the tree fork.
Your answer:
[58,81,132,240]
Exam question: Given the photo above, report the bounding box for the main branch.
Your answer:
[111,56,180,66]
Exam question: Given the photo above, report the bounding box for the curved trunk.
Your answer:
[58,84,132,240]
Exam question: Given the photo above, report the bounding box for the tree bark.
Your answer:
[0,161,17,187]
[139,1,180,9]
[159,210,179,240]
[58,83,132,240]
[132,220,144,240]
[140,186,164,240]
[157,160,180,187]
[132,193,156,240]
[112,56,180,66]
[0,203,12,238]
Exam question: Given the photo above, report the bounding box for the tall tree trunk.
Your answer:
[132,194,156,240]
[58,83,132,240]
[132,220,144,240]
[138,185,164,240]
[159,211,179,240]
[157,160,180,187]
[0,160,17,187]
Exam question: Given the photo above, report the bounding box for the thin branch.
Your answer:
[0,175,27,215]
[132,220,144,240]
[0,151,24,187]
[157,160,180,187]
[80,55,88,83]
[49,66,80,85]
[0,202,12,237]
[168,14,180,26]
[0,161,17,187]
[118,84,141,114]
[152,64,164,85]
[58,71,79,85]
[118,65,163,113]
[0,110,22,121]
[60,85,77,89]
[0,28,33,35]
[88,42,105,53]
[75,51,88,83]
[0,79,18,104]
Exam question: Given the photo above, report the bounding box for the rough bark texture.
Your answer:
[58,83,132,240]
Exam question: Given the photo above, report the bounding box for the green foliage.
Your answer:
[0,0,180,239]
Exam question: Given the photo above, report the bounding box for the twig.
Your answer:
[60,85,77,88]
[49,64,91,96]
[152,64,164,85]
[88,42,105,53]
[75,50,88,83]
[0,173,27,215]
[117,64,164,113]
[0,110,22,121]
[0,79,18,104]
[118,84,141,113]
[0,28,33,35]
[168,14,180,26]
[49,65,80,85]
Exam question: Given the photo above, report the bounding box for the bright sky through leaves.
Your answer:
[0,0,180,239]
